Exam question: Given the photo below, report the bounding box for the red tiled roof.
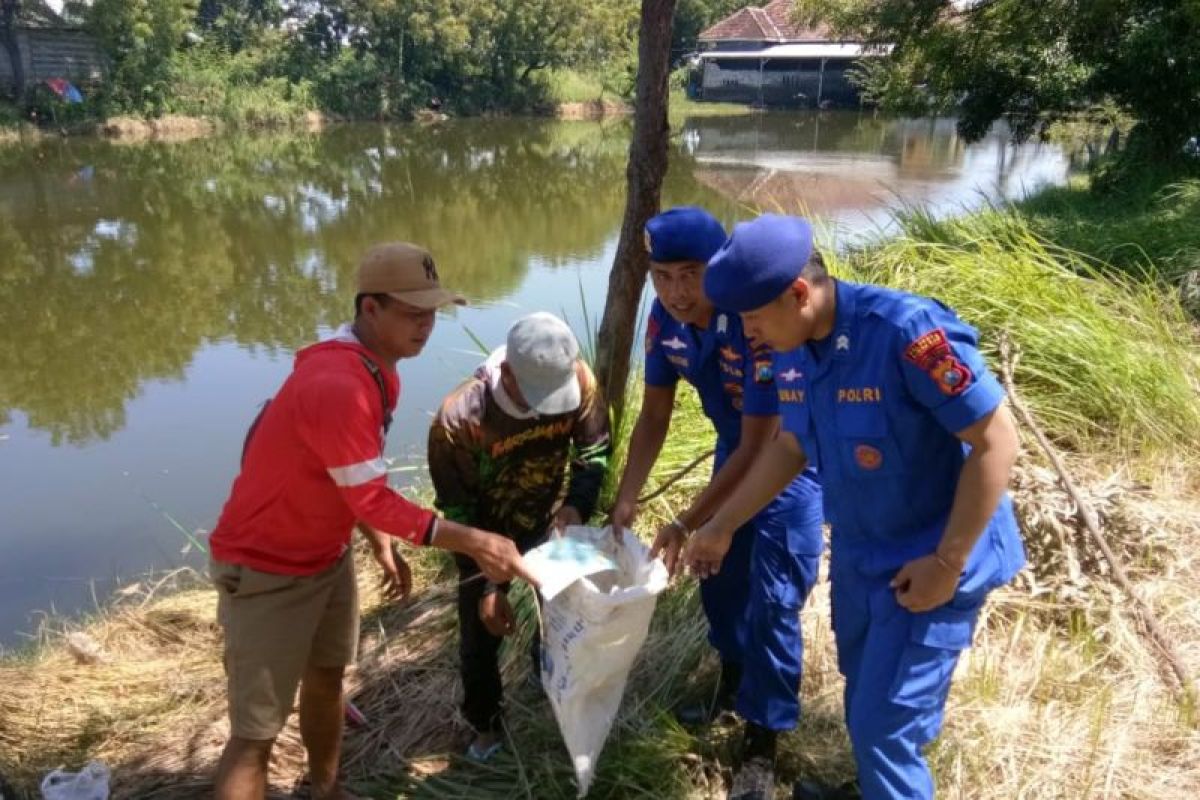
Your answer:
[700,0,839,43]
[701,8,773,42]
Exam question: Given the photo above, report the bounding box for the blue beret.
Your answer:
[644,206,727,265]
[704,214,814,312]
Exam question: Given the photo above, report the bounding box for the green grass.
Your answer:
[668,87,754,124]
[544,69,615,105]
[1017,171,1200,285]
[0,99,22,128]
[836,207,1200,458]
[168,50,317,128]
[542,68,753,123]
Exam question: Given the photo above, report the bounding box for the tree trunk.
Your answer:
[593,0,676,419]
[1,0,25,101]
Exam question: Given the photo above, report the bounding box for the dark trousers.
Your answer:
[455,543,543,734]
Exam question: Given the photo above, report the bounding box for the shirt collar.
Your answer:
[831,279,856,361]
[327,323,361,344]
[808,280,856,366]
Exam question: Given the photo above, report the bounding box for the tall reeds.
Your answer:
[840,207,1200,458]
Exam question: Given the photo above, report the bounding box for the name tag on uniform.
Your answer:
[837,387,883,403]
[667,354,690,369]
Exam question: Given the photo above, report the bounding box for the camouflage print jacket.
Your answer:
[428,352,611,572]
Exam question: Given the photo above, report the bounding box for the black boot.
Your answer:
[675,660,742,725]
[729,723,777,800]
[793,779,862,800]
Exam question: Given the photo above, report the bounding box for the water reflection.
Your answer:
[681,113,1068,233]
[0,121,640,445]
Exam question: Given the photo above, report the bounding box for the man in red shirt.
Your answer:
[209,242,537,800]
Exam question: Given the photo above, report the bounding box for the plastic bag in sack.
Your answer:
[525,525,669,797]
[40,761,109,800]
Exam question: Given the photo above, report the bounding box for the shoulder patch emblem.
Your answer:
[904,328,952,370]
[645,313,661,354]
[905,327,974,396]
[754,360,773,384]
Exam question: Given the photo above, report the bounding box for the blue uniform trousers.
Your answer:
[832,562,983,800]
[700,498,822,731]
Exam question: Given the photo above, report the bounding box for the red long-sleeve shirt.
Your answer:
[209,330,434,575]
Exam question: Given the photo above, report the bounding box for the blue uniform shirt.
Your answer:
[773,280,1025,583]
[645,299,822,551]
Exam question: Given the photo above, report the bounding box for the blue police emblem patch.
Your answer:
[754,361,773,384]
[931,355,972,396]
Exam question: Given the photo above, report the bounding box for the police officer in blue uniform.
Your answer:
[610,207,824,800]
[684,214,1025,800]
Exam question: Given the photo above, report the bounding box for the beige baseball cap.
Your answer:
[356,242,467,309]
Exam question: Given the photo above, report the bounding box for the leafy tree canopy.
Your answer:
[795,0,1200,157]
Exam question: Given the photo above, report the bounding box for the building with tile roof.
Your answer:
[689,0,886,108]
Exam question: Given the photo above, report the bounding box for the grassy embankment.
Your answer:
[2,174,1199,799]
[0,64,749,145]
[545,67,753,123]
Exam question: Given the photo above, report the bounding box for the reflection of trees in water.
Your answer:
[681,113,1001,217]
[680,112,968,175]
[0,120,638,445]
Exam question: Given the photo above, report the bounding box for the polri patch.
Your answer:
[905,327,973,395]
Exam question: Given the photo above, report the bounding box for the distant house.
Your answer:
[1,1,105,96]
[693,0,885,108]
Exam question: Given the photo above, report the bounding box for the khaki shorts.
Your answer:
[211,550,359,740]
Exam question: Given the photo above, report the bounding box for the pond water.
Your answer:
[0,112,1069,647]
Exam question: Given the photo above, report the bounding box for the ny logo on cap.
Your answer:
[422,254,438,282]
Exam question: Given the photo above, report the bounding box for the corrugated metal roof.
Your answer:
[699,43,881,59]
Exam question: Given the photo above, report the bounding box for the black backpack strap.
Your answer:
[242,355,392,468]
[357,354,393,435]
[240,399,271,467]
